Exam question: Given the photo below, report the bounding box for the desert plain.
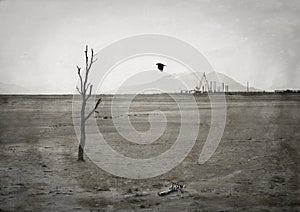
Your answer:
[0,94,299,211]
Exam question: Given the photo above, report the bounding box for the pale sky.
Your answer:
[0,0,300,93]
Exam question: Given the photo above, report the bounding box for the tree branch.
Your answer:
[85,83,91,93]
[92,57,98,63]
[82,46,98,94]
[85,85,93,101]
[76,86,82,95]
[85,45,89,72]
[83,45,89,92]
[77,66,83,92]
[94,98,102,109]
[87,48,96,71]
[85,98,102,121]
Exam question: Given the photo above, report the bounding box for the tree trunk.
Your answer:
[78,120,85,161]
[78,144,84,161]
[78,98,86,161]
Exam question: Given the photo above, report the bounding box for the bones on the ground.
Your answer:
[158,182,185,196]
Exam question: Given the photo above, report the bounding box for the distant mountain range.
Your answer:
[112,71,258,94]
[0,72,258,94]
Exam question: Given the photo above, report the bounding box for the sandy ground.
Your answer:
[0,94,299,211]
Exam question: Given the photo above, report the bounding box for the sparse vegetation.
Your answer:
[76,45,102,161]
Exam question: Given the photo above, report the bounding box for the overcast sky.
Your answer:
[0,0,299,93]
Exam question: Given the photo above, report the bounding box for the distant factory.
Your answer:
[180,72,235,94]
[179,72,300,95]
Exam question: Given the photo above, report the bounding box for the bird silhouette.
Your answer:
[156,63,166,72]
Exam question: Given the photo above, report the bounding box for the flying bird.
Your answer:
[156,63,166,72]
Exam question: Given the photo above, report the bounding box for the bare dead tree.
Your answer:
[76,45,102,161]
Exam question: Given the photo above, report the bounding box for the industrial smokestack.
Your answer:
[222,83,225,92]
[213,81,216,93]
[247,81,249,92]
[225,85,229,92]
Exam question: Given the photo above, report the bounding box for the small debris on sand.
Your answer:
[158,182,185,196]
[94,187,111,192]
